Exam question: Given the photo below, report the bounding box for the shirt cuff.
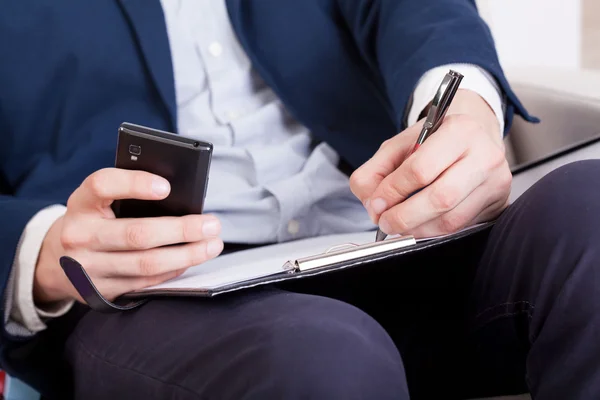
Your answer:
[407,63,506,137]
[4,204,71,337]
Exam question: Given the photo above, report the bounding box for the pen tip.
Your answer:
[375,229,388,242]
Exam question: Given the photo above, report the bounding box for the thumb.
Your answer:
[68,168,170,215]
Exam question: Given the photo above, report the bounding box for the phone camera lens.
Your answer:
[129,145,141,156]
[193,141,200,147]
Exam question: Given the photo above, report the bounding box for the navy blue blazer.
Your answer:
[0,0,535,393]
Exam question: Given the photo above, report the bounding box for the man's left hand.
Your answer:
[350,89,511,238]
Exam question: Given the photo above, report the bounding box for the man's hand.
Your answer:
[34,168,223,304]
[350,89,511,238]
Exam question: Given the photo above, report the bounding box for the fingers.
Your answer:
[367,119,471,221]
[349,121,423,205]
[473,196,510,224]
[82,214,221,251]
[407,186,496,238]
[68,168,170,213]
[99,237,224,278]
[392,166,511,238]
[377,153,485,234]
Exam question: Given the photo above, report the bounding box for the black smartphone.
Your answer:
[112,122,213,218]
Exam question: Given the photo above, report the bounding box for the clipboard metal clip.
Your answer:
[325,243,359,253]
[283,235,417,273]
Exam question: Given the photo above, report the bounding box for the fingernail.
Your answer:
[371,198,387,214]
[379,219,392,235]
[365,199,377,223]
[202,219,221,236]
[206,239,223,258]
[152,178,170,196]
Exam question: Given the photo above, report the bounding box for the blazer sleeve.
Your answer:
[335,0,538,133]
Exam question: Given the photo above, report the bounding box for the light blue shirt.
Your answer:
[161,0,376,244]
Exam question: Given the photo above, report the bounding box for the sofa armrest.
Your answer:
[504,67,600,169]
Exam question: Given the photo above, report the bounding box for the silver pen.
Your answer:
[375,69,463,242]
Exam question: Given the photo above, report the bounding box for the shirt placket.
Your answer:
[191,2,231,125]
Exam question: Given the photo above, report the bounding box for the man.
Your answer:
[1,0,599,399]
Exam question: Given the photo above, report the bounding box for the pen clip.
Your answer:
[411,70,463,150]
[426,70,463,133]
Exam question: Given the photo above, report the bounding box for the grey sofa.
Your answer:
[506,67,600,178]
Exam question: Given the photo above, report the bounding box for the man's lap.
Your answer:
[64,289,408,399]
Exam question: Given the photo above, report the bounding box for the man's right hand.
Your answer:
[34,168,223,304]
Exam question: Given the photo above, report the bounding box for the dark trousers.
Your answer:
[23,160,600,399]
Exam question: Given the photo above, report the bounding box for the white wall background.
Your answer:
[476,0,581,70]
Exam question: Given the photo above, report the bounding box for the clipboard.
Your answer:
[59,222,494,312]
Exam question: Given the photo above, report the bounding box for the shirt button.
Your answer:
[287,220,300,235]
[227,110,240,120]
[208,42,223,57]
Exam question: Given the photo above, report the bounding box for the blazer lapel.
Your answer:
[117,0,177,130]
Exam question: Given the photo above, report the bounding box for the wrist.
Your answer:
[33,217,73,304]
[446,89,503,146]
